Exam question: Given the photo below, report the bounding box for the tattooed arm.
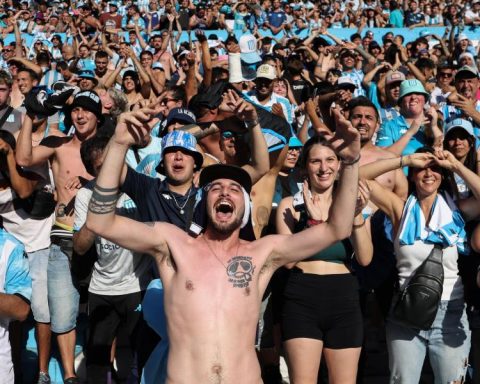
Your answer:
[86,109,171,257]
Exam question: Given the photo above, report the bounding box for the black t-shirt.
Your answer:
[121,166,201,232]
[121,167,256,240]
[290,78,311,105]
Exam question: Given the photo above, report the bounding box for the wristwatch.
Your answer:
[244,119,259,129]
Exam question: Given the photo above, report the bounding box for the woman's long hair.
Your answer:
[444,129,477,173]
[299,135,339,188]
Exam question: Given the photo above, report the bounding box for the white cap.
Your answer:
[256,64,277,80]
[337,76,356,89]
[239,34,261,64]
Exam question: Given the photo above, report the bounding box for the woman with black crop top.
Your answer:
[276,136,373,384]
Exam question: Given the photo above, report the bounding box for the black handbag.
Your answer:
[392,244,444,330]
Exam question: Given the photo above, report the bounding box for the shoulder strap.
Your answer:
[0,106,13,131]
[429,243,444,263]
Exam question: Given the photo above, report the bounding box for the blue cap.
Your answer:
[166,108,196,127]
[445,119,475,137]
[398,79,430,101]
[161,131,203,169]
[288,136,303,148]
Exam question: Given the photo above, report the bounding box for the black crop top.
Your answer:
[293,208,353,264]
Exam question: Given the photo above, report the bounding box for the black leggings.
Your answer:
[282,271,363,349]
[86,291,143,383]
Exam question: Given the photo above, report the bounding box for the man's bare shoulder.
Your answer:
[361,145,397,163]
[39,130,70,147]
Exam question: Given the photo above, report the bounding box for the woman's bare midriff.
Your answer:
[294,260,351,275]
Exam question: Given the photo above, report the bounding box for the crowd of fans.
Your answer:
[0,0,480,383]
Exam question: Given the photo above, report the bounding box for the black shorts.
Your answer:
[281,270,363,349]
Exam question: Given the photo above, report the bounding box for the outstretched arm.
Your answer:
[15,115,56,167]
[85,109,168,257]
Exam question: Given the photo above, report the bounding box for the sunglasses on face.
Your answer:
[438,72,453,78]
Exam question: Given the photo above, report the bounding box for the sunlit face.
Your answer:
[284,147,301,170]
[437,69,453,87]
[400,93,426,116]
[141,54,153,68]
[446,128,472,162]
[326,71,339,85]
[71,107,97,138]
[459,56,474,67]
[16,71,36,94]
[456,77,479,99]
[0,82,11,107]
[306,144,340,191]
[123,76,136,92]
[160,91,182,114]
[410,165,442,198]
[387,81,401,101]
[163,149,196,186]
[97,88,114,113]
[79,46,90,58]
[341,55,355,69]
[349,106,379,144]
[206,179,245,234]
[95,57,109,73]
[272,80,287,97]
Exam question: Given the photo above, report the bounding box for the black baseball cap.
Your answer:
[200,164,252,194]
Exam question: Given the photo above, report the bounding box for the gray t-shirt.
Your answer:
[74,185,153,295]
[0,106,22,135]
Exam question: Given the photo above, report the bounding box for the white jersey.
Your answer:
[74,186,152,295]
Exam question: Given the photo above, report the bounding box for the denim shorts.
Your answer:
[386,298,471,384]
[27,247,51,323]
[47,244,79,333]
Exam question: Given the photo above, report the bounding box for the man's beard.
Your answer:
[207,208,244,235]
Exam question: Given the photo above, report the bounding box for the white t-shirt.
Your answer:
[0,163,53,253]
[74,186,152,295]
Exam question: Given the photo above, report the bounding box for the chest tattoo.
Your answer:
[226,256,255,289]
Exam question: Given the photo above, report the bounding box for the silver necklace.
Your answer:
[202,236,240,270]
[170,187,192,214]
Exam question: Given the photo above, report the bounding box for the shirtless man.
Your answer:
[85,106,360,383]
[16,91,102,383]
[348,96,407,202]
[94,50,113,85]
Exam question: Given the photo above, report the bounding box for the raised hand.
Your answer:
[404,152,436,168]
[271,103,285,119]
[113,108,156,147]
[354,180,370,217]
[223,90,258,122]
[433,149,460,170]
[328,106,361,163]
[303,180,324,221]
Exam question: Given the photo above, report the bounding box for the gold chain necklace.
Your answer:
[202,235,240,270]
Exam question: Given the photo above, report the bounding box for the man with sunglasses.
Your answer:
[431,63,454,106]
